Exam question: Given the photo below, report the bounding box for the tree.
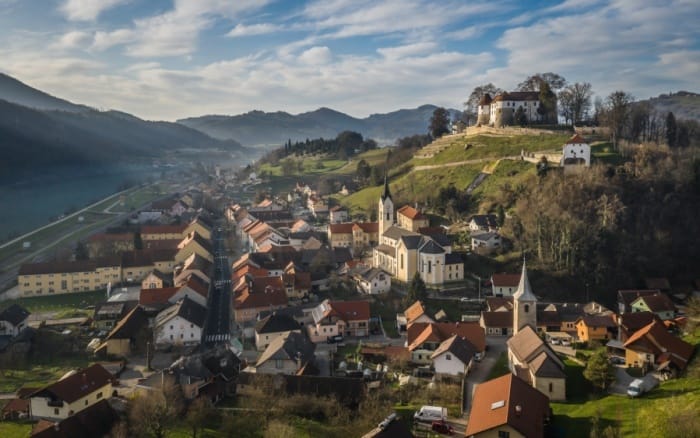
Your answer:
[429,107,450,139]
[537,81,558,124]
[129,379,184,438]
[134,232,143,250]
[583,348,615,392]
[604,91,634,149]
[464,83,504,123]
[497,204,505,227]
[518,72,567,92]
[281,159,296,176]
[186,397,216,438]
[559,82,593,125]
[514,106,528,126]
[75,241,89,261]
[666,112,677,147]
[356,159,371,182]
[406,272,428,305]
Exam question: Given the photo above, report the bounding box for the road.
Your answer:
[202,222,232,346]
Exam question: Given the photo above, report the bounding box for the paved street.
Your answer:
[202,223,232,346]
[463,335,509,415]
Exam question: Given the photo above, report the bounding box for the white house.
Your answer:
[354,268,391,295]
[561,134,591,167]
[468,214,498,232]
[0,304,30,337]
[431,335,477,377]
[29,364,114,420]
[154,297,206,347]
[470,232,501,253]
[491,273,521,296]
[255,313,302,351]
[329,206,349,224]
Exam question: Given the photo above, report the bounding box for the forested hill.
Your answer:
[642,91,700,121]
[178,105,460,147]
[0,74,250,183]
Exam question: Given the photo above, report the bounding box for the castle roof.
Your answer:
[479,93,492,106]
[493,91,540,102]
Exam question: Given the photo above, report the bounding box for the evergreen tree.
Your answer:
[406,272,428,305]
[583,348,615,392]
[429,107,450,139]
[666,112,677,147]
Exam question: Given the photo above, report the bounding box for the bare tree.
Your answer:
[559,82,593,125]
[463,83,504,123]
[186,397,217,438]
[603,91,634,149]
[518,72,567,92]
[129,378,184,438]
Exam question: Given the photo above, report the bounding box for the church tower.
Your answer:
[378,172,394,236]
[513,260,537,335]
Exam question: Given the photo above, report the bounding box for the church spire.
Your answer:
[381,171,392,202]
[513,258,536,302]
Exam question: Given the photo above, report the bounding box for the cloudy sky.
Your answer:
[0,0,698,121]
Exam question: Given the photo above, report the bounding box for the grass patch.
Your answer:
[1,289,105,313]
[0,356,92,393]
[329,148,391,175]
[370,297,401,338]
[0,421,33,437]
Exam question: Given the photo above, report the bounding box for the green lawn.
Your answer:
[259,156,347,177]
[1,289,105,313]
[0,356,92,393]
[412,133,571,166]
[487,352,510,380]
[329,148,391,175]
[0,421,32,437]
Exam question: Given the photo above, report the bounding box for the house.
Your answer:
[254,331,316,375]
[353,267,391,295]
[153,296,207,348]
[183,217,213,241]
[329,206,349,224]
[575,314,616,342]
[431,335,478,377]
[561,134,591,167]
[92,300,137,331]
[396,300,435,332]
[0,304,30,337]
[617,311,658,342]
[141,223,188,241]
[87,232,134,258]
[28,364,115,420]
[328,222,379,252]
[630,293,677,320]
[139,286,180,311]
[469,214,499,232]
[617,289,660,314]
[396,205,429,232]
[122,249,177,282]
[141,269,173,289]
[465,373,551,438]
[173,253,212,285]
[1,387,37,420]
[17,257,122,296]
[233,280,289,323]
[95,305,150,357]
[480,311,513,337]
[491,273,521,296]
[623,320,694,372]
[507,325,566,401]
[471,232,502,253]
[407,321,486,365]
[307,299,371,343]
[175,232,213,264]
[476,91,554,127]
[30,399,118,438]
[165,345,241,402]
[255,313,302,351]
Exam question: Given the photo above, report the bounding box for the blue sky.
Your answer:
[0,0,698,121]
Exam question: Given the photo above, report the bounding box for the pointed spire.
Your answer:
[513,258,536,302]
[381,171,392,202]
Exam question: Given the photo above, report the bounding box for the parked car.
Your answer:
[609,356,625,365]
[550,338,561,345]
[327,335,344,344]
[561,339,571,347]
[414,406,447,423]
[431,420,454,435]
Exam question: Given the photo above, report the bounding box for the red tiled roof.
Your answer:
[407,321,486,352]
[30,364,114,404]
[465,373,550,437]
[624,320,694,369]
[329,223,354,234]
[139,287,179,306]
[404,301,427,325]
[329,300,371,321]
[234,288,288,310]
[566,134,587,144]
[397,205,426,220]
[141,224,187,235]
[491,273,521,287]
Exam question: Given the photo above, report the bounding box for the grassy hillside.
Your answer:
[411,132,571,165]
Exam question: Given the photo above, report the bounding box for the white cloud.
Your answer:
[51,30,92,50]
[298,46,332,64]
[226,23,283,38]
[60,0,129,21]
[377,42,436,59]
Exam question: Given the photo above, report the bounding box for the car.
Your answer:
[460,297,470,302]
[326,335,344,344]
[609,356,625,365]
[561,339,572,347]
[431,420,454,435]
[550,338,561,345]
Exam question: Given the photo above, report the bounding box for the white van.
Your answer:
[414,406,447,423]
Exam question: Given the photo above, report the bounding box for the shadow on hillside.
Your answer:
[548,414,617,438]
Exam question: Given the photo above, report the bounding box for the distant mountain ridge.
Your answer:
[178,105,460,147]
[641,91,700,121]
[0,74,249,182]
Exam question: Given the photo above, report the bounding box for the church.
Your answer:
[372,176,464,286]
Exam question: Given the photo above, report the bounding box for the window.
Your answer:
[428,261,432,274]
[446,354,452,360]
[275,359,283,369]
[85,400,88,406]
[549,383,553,392]
[170,334,173,340]
[54,408,59,415]
[524,304,530,313]
[180,334,184,339]
[170,325,173,330]
[498,431,510,438]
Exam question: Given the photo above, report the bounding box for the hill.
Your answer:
[0,74,252,182]
[178,105,460,147]
[0,72,90,112]
[642,90,700,121]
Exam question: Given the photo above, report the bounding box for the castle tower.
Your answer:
[513,260,537,335]
[476,93,492,126]
[378,172,394,236]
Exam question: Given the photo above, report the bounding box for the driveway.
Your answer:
[608,366,659,395]
[463,336,508,415]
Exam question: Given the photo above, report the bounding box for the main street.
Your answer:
[202,222,232,345]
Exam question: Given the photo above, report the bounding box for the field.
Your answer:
[1,289,105,313]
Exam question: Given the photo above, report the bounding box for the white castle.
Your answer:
[477,91,554,127]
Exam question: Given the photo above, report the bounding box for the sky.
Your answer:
[0,0,698,121]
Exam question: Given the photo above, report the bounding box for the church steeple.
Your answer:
[381,172,392,202]
[513,259,537,334]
